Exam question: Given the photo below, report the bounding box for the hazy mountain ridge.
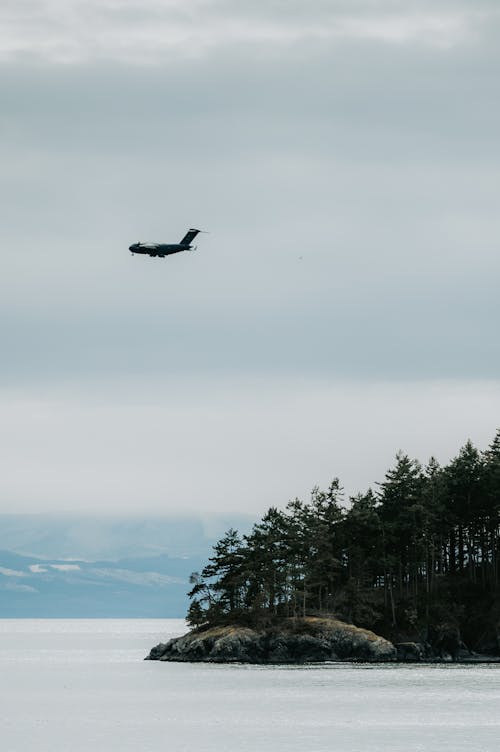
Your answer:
[0,548,206,617]
[0,513,253,616]
[0,513,253,561]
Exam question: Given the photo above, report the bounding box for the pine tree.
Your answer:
[183,434,500,646]
[378,452,425,602]
[481,430,500,585]
[446,440,482,578]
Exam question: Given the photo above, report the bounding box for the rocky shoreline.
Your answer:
[147,617,395,664]
[146,617,500,665]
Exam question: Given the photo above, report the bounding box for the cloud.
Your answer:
[0,1,498,519]
[0,379,499,516]
[1,583,37,593]
[89,568,185,585]
[0,42,498,387]
[0,567,26,577]
[29,564,49,572]
[0,0,497,64]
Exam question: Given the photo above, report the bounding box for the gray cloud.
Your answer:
[1,380,499,515]
[2,0,498,63]
[0,1,499,515]
[1,41,499,384]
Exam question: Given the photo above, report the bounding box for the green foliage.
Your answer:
[187,433,500,641]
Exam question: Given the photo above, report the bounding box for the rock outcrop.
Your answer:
[395,642,427,662]
[146,616,397,664]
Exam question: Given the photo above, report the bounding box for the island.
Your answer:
[147,433,500,664]
[146,616,396,663]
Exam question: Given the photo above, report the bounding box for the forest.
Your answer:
[187,432,500,650]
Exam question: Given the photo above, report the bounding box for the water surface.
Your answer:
[0,619,499,751]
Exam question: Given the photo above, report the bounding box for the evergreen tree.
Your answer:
[305,480,345,612]
[378,452,425,601]
[481,430,500,585]
[446,440,482,577]
[185,433,500,645]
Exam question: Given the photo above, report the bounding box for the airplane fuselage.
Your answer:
[128,229,202,258]
[129,242,191,257]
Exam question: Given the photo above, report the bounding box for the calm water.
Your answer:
[0,619,499,752]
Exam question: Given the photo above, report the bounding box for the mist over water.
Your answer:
[1,620,499,752]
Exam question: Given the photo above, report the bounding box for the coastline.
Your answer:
[146,616,500,665]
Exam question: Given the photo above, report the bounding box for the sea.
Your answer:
[0,619,499,752]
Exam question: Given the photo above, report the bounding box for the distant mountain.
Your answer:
[0,513,253,560]
[0,549,206,617]
[0,513,253,616]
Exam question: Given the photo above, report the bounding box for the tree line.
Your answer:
[187,432,500,640]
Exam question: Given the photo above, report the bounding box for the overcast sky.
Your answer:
[1,0,499,516]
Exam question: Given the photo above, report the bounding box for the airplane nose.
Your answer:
[129,245,136,251]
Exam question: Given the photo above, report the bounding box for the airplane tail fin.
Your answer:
[180,228,201,246]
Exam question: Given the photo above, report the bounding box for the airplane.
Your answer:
[129,229,205,258]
